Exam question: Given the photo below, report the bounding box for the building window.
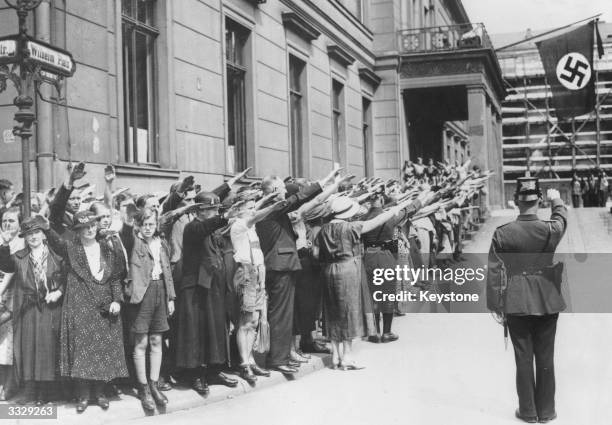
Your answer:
[225,19,250,174]
[289,55,306,176]
[122,0,158,163]
[332,80,345,166]
[362,97,372,176]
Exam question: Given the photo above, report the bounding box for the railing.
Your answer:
[398,23,493,54]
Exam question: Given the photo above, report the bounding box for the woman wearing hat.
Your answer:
[44,210,128,413]
[0,215,64,405]
[315,195,418,370]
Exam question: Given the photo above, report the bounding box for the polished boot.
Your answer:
[137,383,155,411]
[148,381,168,406]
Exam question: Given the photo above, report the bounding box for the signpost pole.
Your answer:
[14,6,35,218]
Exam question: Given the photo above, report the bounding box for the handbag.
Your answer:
[254,319,270,354]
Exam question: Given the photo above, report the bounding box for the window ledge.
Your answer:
[327,44,356,67]
[114,163,180,179]
[282,12,321,42]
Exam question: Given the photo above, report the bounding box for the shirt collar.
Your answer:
[517,214,539,221]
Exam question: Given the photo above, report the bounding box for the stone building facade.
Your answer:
[0,0,505,205]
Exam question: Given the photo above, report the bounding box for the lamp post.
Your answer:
[0,0,75,217]
[4,0,42,218]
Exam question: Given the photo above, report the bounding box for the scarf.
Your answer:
[30,245,50,297]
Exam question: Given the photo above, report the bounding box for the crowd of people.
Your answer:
[0,159,489,413]
[570,169,609,208]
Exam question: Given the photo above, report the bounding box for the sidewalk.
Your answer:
[0,354,331,425]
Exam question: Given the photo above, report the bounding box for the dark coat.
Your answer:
[0,244,65,382]
[486,199,568,315]
[49,184,76,240]
[256,183,322,272]
[125,233,176,304]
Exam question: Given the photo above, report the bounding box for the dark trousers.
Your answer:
[265,271,296,367]
[571,194,581,208]
[507,314,558,419]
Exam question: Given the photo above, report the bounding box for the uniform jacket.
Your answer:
[256,183,322,272]
[486,198,567,315]
[125,231,176,304]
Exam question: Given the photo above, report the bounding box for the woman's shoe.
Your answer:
[157,376,172,391]
[96,395,110,410]
[148,381,168,406]
[76,398,89,413]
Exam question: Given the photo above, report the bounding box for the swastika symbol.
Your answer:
[555,52,591,90]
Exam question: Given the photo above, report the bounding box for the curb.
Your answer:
[2,354,331,425]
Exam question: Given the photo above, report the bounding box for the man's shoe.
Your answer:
[137,383,155,411]
[191,377,209,395]
[515,409,538,423]
[76,398,89,413]
[271,365,297,374]
[208,373,238,388]
[239,365,257,385]
[250,364,271,377]
[538,412,557,423]
[96,395,110,410]
[157,376,172,392]
[381,332,399,343]
[149,381,168,406]
[367,335,381,343]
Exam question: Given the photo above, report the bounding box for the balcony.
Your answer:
[398,23,493,54]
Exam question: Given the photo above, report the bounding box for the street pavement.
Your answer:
[130,207,612,425]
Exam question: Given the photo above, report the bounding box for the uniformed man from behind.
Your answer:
[487,177,567,424]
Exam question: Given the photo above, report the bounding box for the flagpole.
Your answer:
[594,19,601,168]
[495,13,602,52]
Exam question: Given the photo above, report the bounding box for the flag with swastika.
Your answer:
[536,20,604,120]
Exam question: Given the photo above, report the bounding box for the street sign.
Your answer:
[2,129,15,144]
[24,38,75,77]
[0,38,17,64]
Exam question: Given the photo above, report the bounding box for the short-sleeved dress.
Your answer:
[316,220,365,341]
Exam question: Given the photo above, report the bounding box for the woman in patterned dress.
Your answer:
[315,196,417,370]
[45,211,128,413]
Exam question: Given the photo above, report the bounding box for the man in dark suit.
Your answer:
[256,168,339,374]
[487,177,567,424]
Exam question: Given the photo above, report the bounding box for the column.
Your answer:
[467,85,489,208]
